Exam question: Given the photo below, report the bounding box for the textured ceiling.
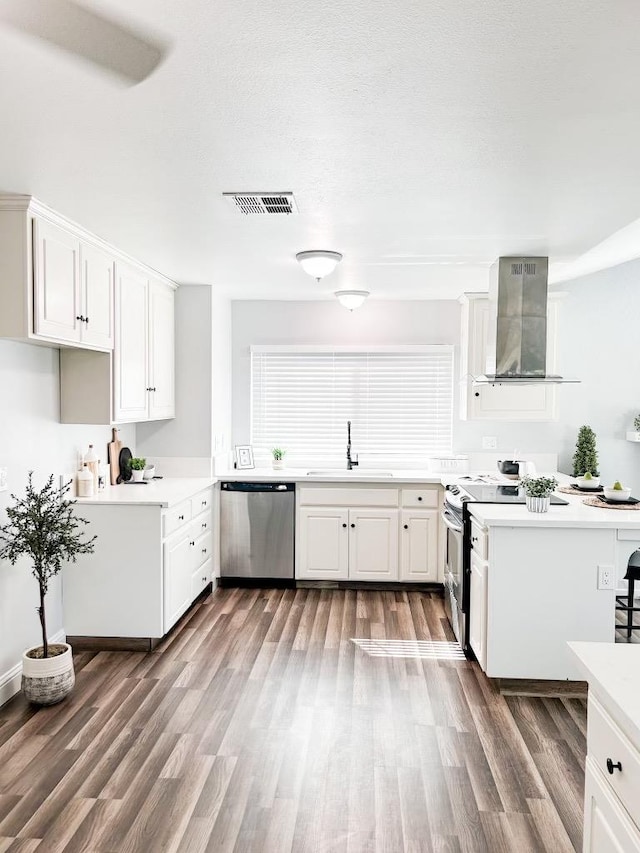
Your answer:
[1,0,639,299]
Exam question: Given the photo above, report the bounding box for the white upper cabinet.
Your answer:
[114,263,149,422]
[33,218,82,343]
[113,264,175,423]
[459,292,559,421]
[148,280,175,420]
[81,242,115,349]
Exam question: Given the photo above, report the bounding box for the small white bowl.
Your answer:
[603,486,632,501]
[143,465,156,480]
[576,475,600,489]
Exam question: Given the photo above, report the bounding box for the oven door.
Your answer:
[442,508,465,646]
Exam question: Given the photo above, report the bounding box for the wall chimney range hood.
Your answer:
[475,256,579,385]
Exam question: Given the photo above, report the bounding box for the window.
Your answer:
[250,346,454,467]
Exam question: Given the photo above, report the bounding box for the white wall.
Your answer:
[0,339,135,703]
[137,288,232,474]
[552,258,640,489]
[231,299,564,459]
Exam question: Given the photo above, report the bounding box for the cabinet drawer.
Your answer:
[298,487,399,507]
[163,500,192,538]
[191,488,213,519]
[191,557,212,600]
[401,488,438,509]
[191,530,213,571]
[470,519,488,561]
[588,695,640,828]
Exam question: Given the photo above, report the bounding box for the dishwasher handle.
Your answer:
[221,481,295,492]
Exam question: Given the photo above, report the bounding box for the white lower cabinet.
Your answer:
[584,757,640,852]
[469,549,488,670]
[164,533,193,630]
[296,484,441,582]
[399,509,438,581]
[349,509,398,581]
[63,485,214,645]
[298,507,349,580]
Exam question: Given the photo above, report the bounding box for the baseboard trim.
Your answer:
[0,629,66,707]
[495,677,588,698]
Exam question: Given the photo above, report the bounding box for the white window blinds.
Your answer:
[250,346,454,467]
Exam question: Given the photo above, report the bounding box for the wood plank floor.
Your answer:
[0,588,587,852]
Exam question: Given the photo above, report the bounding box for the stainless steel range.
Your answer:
[442,477,568,654]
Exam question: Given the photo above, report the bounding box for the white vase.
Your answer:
[22,643,75,705]
[526,495,550,513]
[131,468,145,482]
[272,460,284,470]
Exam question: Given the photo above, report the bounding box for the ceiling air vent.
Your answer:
[223,192,298,215]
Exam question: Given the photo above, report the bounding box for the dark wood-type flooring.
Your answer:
[0,588,589,852]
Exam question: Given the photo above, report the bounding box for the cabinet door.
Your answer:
[349,509,399,581]
[584,757,640,852]
[163,533,192,631]
[114,263,149,422]
[399,510,438,582]
[33,218,82,342]
[191,556,213,601]
[148,279,175,420]
[461,295,557,421]
[80,243,114,349]
[469,550,487,670]
[297,508,349,580]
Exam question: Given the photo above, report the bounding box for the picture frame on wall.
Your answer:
[235,445,255,470]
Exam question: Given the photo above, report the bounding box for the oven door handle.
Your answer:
[441,509,463,534]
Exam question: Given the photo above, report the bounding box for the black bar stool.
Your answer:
[616,550,640,640]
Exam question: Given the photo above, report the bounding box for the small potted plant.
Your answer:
[0,474,96,705]
[627,415,640,442]
[129,457,146,482]
[271,448,286,471]
[520,475,559,513]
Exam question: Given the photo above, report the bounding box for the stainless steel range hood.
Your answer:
[475,256,579,385]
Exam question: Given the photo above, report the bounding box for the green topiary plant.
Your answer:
[521,476,558,498]
[271,448,286,461]
[0,474,96,658]
[129,457,146,471]
[572,425,600,477]
[634,415,640,432]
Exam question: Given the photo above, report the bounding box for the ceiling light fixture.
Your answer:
[296,250,342,281]
[335,290,369,311]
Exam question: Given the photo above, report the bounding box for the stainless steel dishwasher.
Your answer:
[220,482,295,584]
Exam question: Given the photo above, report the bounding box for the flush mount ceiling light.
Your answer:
[335,290,370,310]
[296,250,342,281]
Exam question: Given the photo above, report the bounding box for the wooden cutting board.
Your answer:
[108,427,122,486]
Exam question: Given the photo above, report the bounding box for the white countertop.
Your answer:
[569,642,640,747]
[469,485,640,530]
[217,468,443,484]
[74,477,217,508]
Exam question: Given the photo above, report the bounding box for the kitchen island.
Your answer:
[468,492,640,682]
[66,477,216,649]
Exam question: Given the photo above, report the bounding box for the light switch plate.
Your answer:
[0,467,7,492]
[482,436,497,450]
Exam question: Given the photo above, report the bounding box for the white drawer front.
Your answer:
[588,695,640,829]
[470,519,488,561]
[163,499,192,539]
[191,556,212,600]
[192,530,213,571]
[298,487,399,507]
[401,488,439,508]
[191,488,213,519]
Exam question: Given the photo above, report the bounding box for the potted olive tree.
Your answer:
[520,475,559,513]
[0,474,96,705]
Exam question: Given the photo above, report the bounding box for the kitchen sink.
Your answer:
[306,470,394,477]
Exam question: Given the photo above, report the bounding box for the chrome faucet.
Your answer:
[346,420,359,470]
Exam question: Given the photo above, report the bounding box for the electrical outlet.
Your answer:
[482,436,497,450]
[0,467,7,492]
[598,565,614,590]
